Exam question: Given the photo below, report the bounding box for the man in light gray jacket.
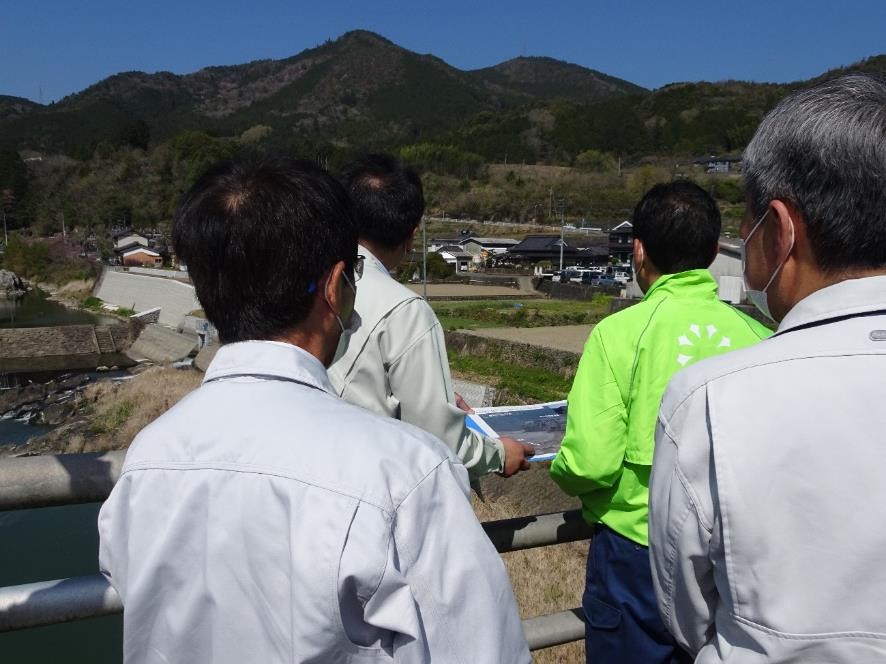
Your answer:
[98,157,530,663]
[328,154,534,478]
[648,73,886,663]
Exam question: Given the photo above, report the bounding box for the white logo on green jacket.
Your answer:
[676,323,732,367]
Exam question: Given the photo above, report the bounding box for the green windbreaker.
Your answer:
[550,269,772,545]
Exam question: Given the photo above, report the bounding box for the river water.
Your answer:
[0,289,117,329]
[1,290,123,663]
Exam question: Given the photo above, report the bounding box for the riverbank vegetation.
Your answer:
[432,296,611,331]
[448,350,572,404]
[0,234,99,287]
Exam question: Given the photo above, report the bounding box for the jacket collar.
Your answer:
[643,269,718,302]
[776,275,886,334]
[359,244,391,277]
[203,341,335,394]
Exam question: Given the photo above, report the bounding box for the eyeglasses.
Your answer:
[306,254,365,294]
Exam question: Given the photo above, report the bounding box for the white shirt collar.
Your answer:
[203,340,335,394]
[777,275,886,334]
[358,244,393,276]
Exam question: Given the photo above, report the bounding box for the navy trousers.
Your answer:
[583,524,692,664]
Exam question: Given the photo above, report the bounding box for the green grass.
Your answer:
[448,350,572,404]
[90,400,135,435]
[432,296,611,331]
[81,296,103,311]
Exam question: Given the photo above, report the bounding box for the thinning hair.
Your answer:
[743,73,886,271]
[632,180,721,274]
[173,156,357,343]
[340,154,424,249]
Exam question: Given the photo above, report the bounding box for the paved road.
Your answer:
[95,271,199,327]
[462,324,593,355]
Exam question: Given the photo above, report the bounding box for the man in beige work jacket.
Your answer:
[328,154,533,478]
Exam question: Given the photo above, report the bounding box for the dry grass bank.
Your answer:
[474,468,587,663]
[56,366,202,454]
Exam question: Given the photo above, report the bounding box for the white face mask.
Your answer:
[739,209,794,322]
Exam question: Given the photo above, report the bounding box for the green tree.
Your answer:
[575,149,617,173]
[425,252,455,279]
[0,149,28,230]
[399,143,486,179]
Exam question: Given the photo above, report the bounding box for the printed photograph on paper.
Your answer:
[466,400,567,462]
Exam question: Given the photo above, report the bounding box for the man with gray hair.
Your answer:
[649,73,886,662]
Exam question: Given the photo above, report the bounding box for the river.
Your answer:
[0,289,117,329]
[1,289,123,663]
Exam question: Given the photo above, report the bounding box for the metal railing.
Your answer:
[0,452,591,651]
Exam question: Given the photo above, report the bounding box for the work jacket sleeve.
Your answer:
[550,326,628,495]
[387,303,505,478]
[363,460,530,663]
[648,387,717,656]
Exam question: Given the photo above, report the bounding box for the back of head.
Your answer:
[632,180,721,274]
[340,154,424,250]
[172,156,357,343]
[743,72,886,272]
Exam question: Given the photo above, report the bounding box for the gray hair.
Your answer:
[743,73,886,271]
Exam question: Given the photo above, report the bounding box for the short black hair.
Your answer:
[340,154,424,249]
[631,180,721,274]
[744,73,886,272]
[172,156,357,343]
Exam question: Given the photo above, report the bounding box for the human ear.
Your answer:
[323,260,348,315]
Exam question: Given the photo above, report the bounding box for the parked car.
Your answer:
[556,268,582,284]
[612,270,631,285]
[582,273,618,288]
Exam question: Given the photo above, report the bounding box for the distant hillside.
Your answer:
[1,30,883,162]
[471,56,646,103]
[0,30,642,157]
[0,95,40,123]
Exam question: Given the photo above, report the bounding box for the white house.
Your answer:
[114,233,148,250]
[459,237,520,266]
[436,246,473,272]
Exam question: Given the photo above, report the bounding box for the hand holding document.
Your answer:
[466,401,567,462]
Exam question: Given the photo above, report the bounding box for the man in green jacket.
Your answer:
[551,180,771,664]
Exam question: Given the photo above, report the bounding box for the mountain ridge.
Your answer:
[1,30,883,160]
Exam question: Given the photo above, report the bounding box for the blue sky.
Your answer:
[2,0,884,103]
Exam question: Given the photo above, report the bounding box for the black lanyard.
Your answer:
[204,373,327,394]
[773,309,886,338]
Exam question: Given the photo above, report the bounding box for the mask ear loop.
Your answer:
[760,214,796,293]
[321,274,345,334]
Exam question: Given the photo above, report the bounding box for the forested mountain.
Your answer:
[0,32,883,238]
[0,30,642,158]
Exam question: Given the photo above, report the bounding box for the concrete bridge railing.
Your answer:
[0,452,591,652]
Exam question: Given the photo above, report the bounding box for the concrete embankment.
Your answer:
[0,323,140,373]
[0,320,200,373]
[94,270,199,327]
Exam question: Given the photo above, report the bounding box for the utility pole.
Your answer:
[61,212,66,238]
[422,215,427,299]
[557,198,567,272]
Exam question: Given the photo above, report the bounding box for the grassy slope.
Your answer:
[432,296,611,331]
